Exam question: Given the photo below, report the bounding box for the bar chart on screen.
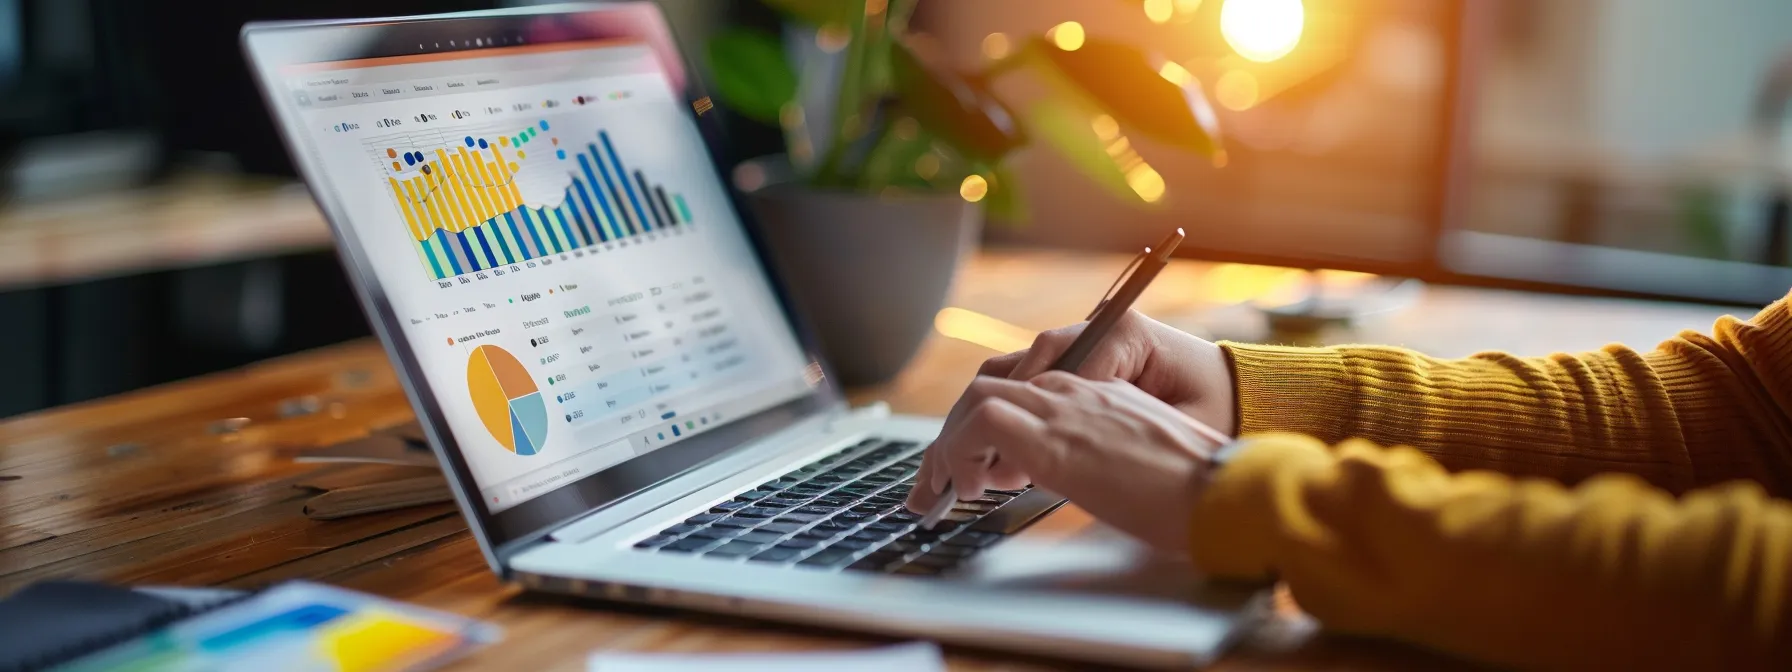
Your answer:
[368,117,696,282]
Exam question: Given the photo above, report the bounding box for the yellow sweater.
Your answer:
[1194,292,1792,670]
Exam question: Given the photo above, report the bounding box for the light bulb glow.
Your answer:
[960,174,989,202]
[1220,0,1304,63]
[1048,22,1086,51]
[1216,69,1260,110]
[1158,60,1195,87]
[1144,0,1174,23]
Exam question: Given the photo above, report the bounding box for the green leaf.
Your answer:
[1020,97,1142,204]
[1030,36,1221,155]
[704,28,798,126]
[762,0,861,26]
[890,35,1026,164]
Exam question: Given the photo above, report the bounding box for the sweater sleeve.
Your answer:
[1218,292,1792,496]
[1189,434,1792,671]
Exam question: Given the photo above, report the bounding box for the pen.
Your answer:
[921,228,1190,530]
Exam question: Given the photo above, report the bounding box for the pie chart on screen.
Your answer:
[467,344,548,456]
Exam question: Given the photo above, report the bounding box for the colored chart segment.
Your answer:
[382,120,694,280]
[467,345,548,456]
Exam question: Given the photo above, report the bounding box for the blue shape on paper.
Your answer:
[198,604,349,652]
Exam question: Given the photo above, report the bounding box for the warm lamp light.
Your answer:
[1126,165,1166,203]
[1216,69,1260,110]
[1158,60,1196,87]
[959,174,989,202]
[1047,22,1086,51]
[980,32,1011,60]
[1143,0,1174,24]
[1220,0,1304,63]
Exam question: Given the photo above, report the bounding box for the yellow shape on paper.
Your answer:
[316,610,454,672]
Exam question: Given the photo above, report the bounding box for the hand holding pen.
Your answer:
[911,229,1238,537]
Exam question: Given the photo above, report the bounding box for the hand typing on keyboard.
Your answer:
[633,438,1026,576]
[905,311,1235,553]
[906,371,1229,553]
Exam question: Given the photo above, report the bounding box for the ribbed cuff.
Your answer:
[1187,433,1332,581]
[1654,301,1792,487]
[1220,342,1359,444]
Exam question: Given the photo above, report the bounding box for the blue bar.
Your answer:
[561,204,589,246]
[573,181,609,241]
[471,226,500,268]
[421,241,447,279]
[586,144,632,237]
[634,170,667,230]
[552,206,582,249]
[501,212,534,260]
[454,230,483,271]
[655,186,678,226]
[671,424,681,437]
[660,411,676,420]
[484,220,516,264]
[434,229,463,275]
[506,210,545,260]
[601,131,653,232]
[571,181,606,242]
[525,207,563,253]
[565,187,599,243]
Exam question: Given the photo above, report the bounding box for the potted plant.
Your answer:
[707,0,1224,385]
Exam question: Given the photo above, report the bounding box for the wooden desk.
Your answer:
[0,251,1743,670]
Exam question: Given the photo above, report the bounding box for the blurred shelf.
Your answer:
[0,175,333,291]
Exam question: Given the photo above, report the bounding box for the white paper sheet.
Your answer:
[588,641,945,672]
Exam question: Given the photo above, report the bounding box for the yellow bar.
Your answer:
[390,177,424,240]
[485,157,522,208]
[449,150,492,221]
[401,179,435,240]
[432,150,473,232]
[413,176,449,235]
[422,172,453,233]
[488,145,526,206]
[471,151,511,212]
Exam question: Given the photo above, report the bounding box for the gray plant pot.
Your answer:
[748,183,982,386]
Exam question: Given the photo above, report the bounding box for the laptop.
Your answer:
[241,4,1266,667]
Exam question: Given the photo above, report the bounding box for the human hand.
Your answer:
[903,372,1228,552]
[954,310,1236,436]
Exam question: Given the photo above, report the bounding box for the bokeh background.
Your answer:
[1,0,1788,416]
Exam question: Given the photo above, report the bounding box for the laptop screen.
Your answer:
[277,37,815,514]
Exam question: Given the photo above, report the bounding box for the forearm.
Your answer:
[1218,292,1792,493]
[1190,434,1792,670]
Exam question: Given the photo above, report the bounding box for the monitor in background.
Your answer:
[1446,0,1792,305]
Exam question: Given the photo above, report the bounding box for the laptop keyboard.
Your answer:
[632,437,1027,576]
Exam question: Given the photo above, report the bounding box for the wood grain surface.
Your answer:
[0,250,1745,670]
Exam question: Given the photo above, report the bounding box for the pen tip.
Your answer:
[1176,227,1185,236]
